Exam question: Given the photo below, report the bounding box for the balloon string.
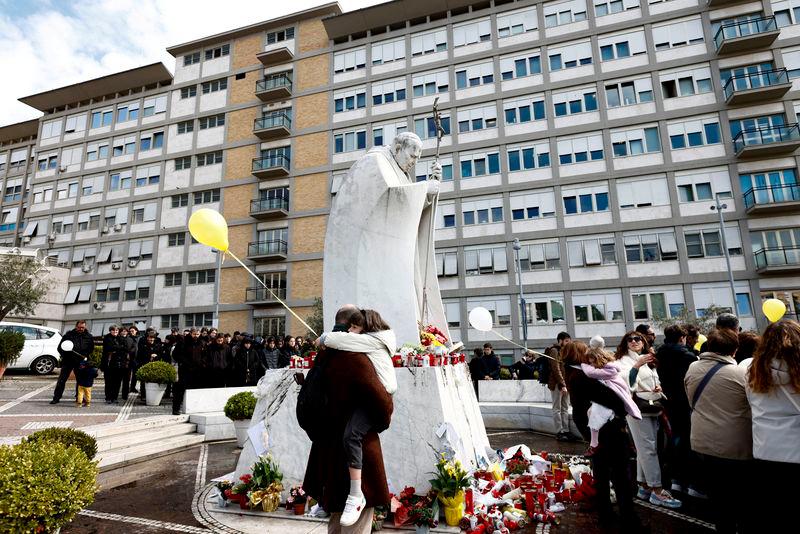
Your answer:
[225,250,318,337]
[485,330,556,360]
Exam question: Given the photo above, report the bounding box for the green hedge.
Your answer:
[0,440,98,533]
[24,427,97,460]
[89,344,103,369]
[224,391,257,421]
[136,361,177,384]
[0,330,25,368]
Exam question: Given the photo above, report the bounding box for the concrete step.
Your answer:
[97,433,206,471]
[96,423,198,452]
[189,412,236,441]
[84,415,190,439]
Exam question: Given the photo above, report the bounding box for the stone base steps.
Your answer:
[190,412,235,441]
[480,401,581,435]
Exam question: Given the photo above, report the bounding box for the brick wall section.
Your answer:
[219,266,248,304]
[290,260,323,300]
[220,310,250,335]
[288,306,315,336]
[227,224,252,258]
[292,173,328,211]
[230,70,259,105]
[233,33,264,70]
[223,184,254,220]
[225,145,257,180]
[298,19,329,53]
[295,92,328,130]
[293,132,328,169]
[296,55,328,91]
[290,215,327,254]
[227,107,259,143]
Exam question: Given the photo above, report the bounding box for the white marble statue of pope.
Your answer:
[323,132,450,346]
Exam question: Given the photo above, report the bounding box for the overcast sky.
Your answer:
[0,0,385,127]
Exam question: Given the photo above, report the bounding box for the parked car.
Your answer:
[0,322,62,375]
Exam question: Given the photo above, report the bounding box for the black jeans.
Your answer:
[104,368,125,401]
[591,417,635,523]
[700,454,755,534]
[52,358,80,402]
[129,362,139,391]
[343,408,373,469]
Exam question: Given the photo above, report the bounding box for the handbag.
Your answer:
[633,393,664,415]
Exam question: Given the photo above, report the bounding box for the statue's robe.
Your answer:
[323,146,450,346]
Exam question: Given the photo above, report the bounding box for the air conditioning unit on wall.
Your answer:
[93,302,105,310]
[137,298,149,307]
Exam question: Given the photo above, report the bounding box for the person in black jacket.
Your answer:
[119,328,137,400]
[172,329,205,415]
[228,337,265,386]
[206,335,229,387]
[127,325,142,393]
[509,350,537,380]
[51,320,96,404]
[468,348,485,395]
[563,341,646,533]
[137,332,163,403]
[280,335,300,366]
[102,325,129,404]
[480,343,501,380]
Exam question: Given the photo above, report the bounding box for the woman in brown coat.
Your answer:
[303,349,393,533]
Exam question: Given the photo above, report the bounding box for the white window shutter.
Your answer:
[23,221,38,237]
[444,253,458,275]
[141,240,154,255]
[584,240,602,265]
[724,225,742,250]
[494,248,508,272]
[143,203,157,222]
[659,232,678,254]
[64,286,80,304]
[568,241,584,267]
[128,242,142,258]
[77,285,93,302]
[115,206,129,225]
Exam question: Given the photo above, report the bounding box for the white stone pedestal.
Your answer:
[235,364,491,494]
[478,380,551,402]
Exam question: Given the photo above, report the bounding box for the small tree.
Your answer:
[0,252,53,322]
[305,297,324,338]
[653,304,731,335]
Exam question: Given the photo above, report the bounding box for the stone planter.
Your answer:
[233,419,251,448]
[144,383,167,406]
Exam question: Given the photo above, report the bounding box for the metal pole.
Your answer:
[513,239,528,351]
[213,250,221,328]
[711,197,738,313]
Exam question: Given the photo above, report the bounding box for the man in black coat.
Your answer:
[172,329,205,415]
[51,320,95,404]
[480,343,501,380]
[509,351,537,380]
[137,332,163,403]
[101,325,129,404]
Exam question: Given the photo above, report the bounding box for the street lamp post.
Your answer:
[710,197,738,313]
[512,238,528,351]
[213,249,221,328]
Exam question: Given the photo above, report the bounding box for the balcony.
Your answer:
[253,112,291,140]
[247,240,288,261]
[245,286,287,304]
[252,154,290,179]
[714,16,779,55]
[723,69,792,105]
[250,197,290,220]
[257,47,293,67]
[744,185,800,214]
[755,246,800,273]
[255,73,292,102]
[734,124,800,157]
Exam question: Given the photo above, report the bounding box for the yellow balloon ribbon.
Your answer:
[762,298,787,323]
[188,208,229,252]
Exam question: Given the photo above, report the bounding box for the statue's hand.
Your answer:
[426,179,440,196]
[429,162,442,182]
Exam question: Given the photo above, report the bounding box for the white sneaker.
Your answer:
[671,482,684,493]
[687,487,708,500]
[339,494,366,527]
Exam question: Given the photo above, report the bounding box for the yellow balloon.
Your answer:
[762,298,787,323]
[188,209,229,252]
[694,334,707,352]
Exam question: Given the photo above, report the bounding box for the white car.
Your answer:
[0,322,62,375]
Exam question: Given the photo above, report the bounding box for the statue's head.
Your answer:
[390,132,423,173]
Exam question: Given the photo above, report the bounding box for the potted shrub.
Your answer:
[24,427,97,460]
[136,361,177,406]
[224,391,257,447]
[0,440,98,533]
[0,330,24,380]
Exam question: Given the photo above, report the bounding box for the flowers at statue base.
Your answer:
[429,453,471,499]
[504,449,531,476]
[420,324,448,347]
[391,486,439,528]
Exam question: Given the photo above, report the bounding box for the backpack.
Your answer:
[296,354,329,442]
[535,356,551,385]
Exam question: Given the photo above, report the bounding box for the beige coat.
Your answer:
[684,352,753,460]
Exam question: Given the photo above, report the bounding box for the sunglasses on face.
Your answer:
[629,336,643,343]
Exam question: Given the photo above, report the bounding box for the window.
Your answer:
[668,117,722,149]
[510,190,556,220]
[553,87,598,117]
[201,78,228,94]
[676,167,732,202]
[518,241,561,271]
[254,317,286,338]
[194,189,221,204]
[414,115,451,140]
[180,86,197,99]
[185,313,213,328]
[605,77,653,108]
[334,87,366,112]
[266,27,294,44]
[595,0,639,17]
[443,300,461,328]
[32,187,53,204]
[196,151,223,166]
[95,283,120,303]
[504,95,546,125]
[37,153,58,171]
[729,114,786,141]
[371,78,406,105]
[457,104,497,133]
[525,294,566,324]
[464,245,508,275]
[685,225,742,257]
[740,168,798,206]
[135,165,160,187]
[53,216,74,235]
[455,61,494,90]
[77,211,101,231]
[573,290,624,322]
[177,120,194,134]
[598,29,646,61]
[85,141,109,161]
[371,37,405,65]
[568,236,617,266]
[334,130,367,153]
[652,17,705,50]
[693,282,753,317]
[461,197,504,226]
[548,40,592,71]
[161,315,180,329]
[122,279,150,301]
[557,133,604,164]
[187,269,216,284]
[183,52,200,66]
[435,251,459,277]
[660,65,713,98]
[562,184,609,214]
[90,109,113,129]
[411,28,447,57]
[499,50,542,80]
[373,120,407,147]
[81,175,104,196]
[459,150,501,178]
[783,48,800,80]
[624,231,678,262]
[175,156,192,171]
[164,273,183,287]
[411,70,449,97]
[41,119,62,139]
[109,170,132,191]
[199,113,225,129]
[142,95,167,117]
[467,297,511,326]
[616,176,669,208]
[4,182,23,202]
[453,18,491,47]
[112,135,136,156]
[204,44,230,60]
[116,101,140,123]
[631,288,684,319]
[8,149,27,171]
[544,0,588,28]
[507,141,551,170]
[139,131,164,151]
[497,6,538,38]
[438,202,456,228]
[611,126,661,156]
[415,157,453,182]
[334,48,366,73]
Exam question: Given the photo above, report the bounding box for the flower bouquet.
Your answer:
[248,454,283,512]
[429,453,471,526]
[230,474,254,509]
[215,480,233,507]
[287,485,307,515]
[505,449,532,476]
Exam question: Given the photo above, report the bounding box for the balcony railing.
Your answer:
[255,73,292,94]
[252,154,290,177]
[250,197,289,214]
[714,16,778,52]
[755,246,800,270]
[245,286,287,302]
[723,68,790,102]
[248,240,288,257]
[733,124,800,154]
[743,184,800,209]
[254,112,292,132]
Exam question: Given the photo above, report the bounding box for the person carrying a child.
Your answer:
[75,358,99,408]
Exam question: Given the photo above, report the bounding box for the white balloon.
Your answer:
[60,340,74,352]
[468,306,494,332]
